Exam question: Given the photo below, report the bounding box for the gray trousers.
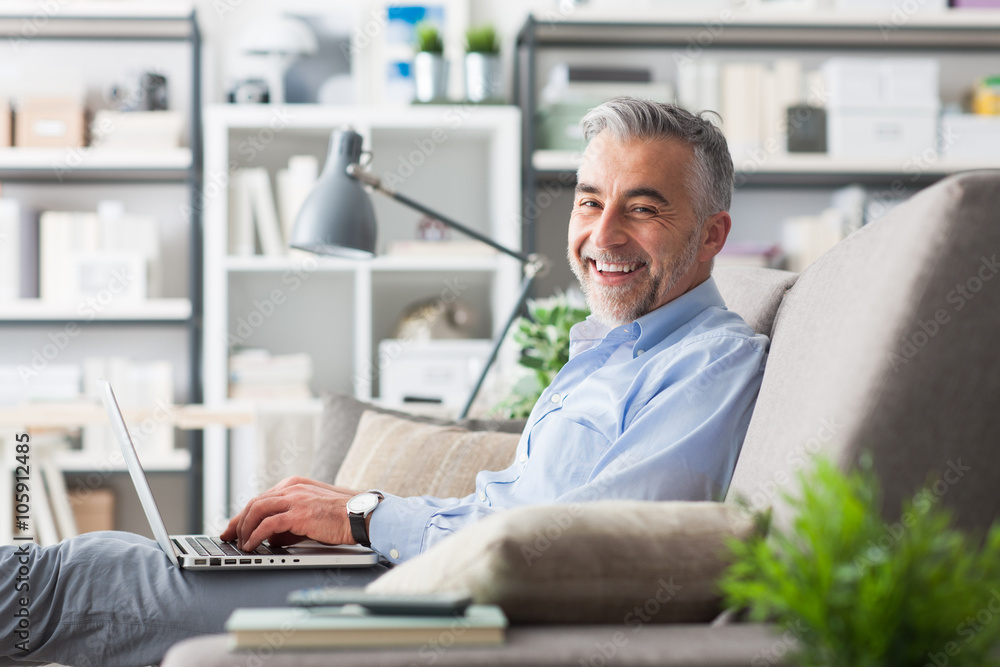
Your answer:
[0,531,390,667]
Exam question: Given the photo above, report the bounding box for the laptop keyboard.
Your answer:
[185,536,284,558]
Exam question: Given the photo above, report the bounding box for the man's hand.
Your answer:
[220,476,362,551]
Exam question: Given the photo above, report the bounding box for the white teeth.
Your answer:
[594,260,638,273]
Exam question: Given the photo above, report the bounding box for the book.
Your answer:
[225,604,507,650]
[276,155,318,242]
[0,199,20,301]
[244,168,285,256]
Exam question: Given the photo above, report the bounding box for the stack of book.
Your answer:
[226,602,506,651]
[229,155,318,258]
[229,349,313,400]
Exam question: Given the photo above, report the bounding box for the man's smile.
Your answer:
[588,258,647,286]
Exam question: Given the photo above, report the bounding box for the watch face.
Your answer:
[347,492,380,514]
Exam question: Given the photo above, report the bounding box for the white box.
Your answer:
[378,339,492,408]
[834,0,947,11]
[882,59,939,106]
[822,58,939,108]
[822,59,883,107]
[940,114,1000,159]
[828,106,939,158]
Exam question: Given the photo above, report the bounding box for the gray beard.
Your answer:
[569,230,701,327]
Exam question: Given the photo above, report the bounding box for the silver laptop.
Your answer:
[99,379,380,570]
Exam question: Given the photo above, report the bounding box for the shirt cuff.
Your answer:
[367,494,444,564]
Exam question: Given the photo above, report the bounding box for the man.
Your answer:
[0,97,767,667]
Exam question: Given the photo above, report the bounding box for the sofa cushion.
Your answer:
[366,501,759,624]
[334,411,521,497]
[712,266,798,337]
[728,171,1000,534]
[311,392,525,485]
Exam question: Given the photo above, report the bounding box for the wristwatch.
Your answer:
[346,491,383,548]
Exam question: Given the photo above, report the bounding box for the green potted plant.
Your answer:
[413,21,447,103]
[464,24,501,102]
[721,457,1000,667]
[495,293,589,419]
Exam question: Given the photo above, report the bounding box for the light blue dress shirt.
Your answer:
[369,276,769,564]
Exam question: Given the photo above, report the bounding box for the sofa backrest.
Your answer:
[727,171,1000,533]
[712,266,798,337]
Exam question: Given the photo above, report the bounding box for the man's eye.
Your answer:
[577,200,600,209]
[632,206,656,214]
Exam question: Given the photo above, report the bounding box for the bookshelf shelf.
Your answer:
[533,149,999,185]
[0,148,192,181]
[225,255,505,273]
[0,298,192,322]
[53,449,191,473]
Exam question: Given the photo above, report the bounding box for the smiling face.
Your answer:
[568,131,730,326]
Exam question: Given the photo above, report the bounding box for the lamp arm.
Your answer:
[347,164,532,264]
[458,267,540,420]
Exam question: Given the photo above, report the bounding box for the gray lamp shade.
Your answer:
[290,128,377,258]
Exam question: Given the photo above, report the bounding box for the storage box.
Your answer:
[69,488,115,534]
[15,97,85,148]
[0,98,10,147]
[822,58,939,108]
[940,113,1000,158]
[827,106,939,157]
[378,339,492,408]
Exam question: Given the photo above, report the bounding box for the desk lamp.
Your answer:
[290,128,546,419]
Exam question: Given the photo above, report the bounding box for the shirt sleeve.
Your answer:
[368,492,499,565]
[558,332,767,504]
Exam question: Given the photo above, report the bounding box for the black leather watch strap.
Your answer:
[349,512,371,548]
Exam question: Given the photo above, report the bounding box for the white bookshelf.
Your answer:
[201,104,522,532]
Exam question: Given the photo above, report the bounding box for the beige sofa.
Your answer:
[163,171,1000,666]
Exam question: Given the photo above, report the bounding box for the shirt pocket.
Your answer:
[518,416,612,501]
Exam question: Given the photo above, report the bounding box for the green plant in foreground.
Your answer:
[414,21,443,53]
[720,457,1000,667]
[465,24,499,54]
[495,294,589,419]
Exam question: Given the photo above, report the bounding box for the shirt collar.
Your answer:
[569,277,726,356]
[634,276,726,352]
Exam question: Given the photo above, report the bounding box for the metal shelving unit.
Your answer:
[514,11,1000,253]
[0,3,204,533]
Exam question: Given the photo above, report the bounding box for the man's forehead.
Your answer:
[577,132,692,195]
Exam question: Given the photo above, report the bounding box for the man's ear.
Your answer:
[697,211,732,263]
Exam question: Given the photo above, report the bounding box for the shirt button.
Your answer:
[550,393,561,404]
[637,349,645,356]
[389,549,399,560]
[479,492,487,501]
[519,453,528,463]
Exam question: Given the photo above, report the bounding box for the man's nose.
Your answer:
[591,209,628,249]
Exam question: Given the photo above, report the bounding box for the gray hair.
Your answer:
[580,97,734,225]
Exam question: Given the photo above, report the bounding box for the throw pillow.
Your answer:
[367,500,759,624]
[311,392,525,485]
[334,410,521,498]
